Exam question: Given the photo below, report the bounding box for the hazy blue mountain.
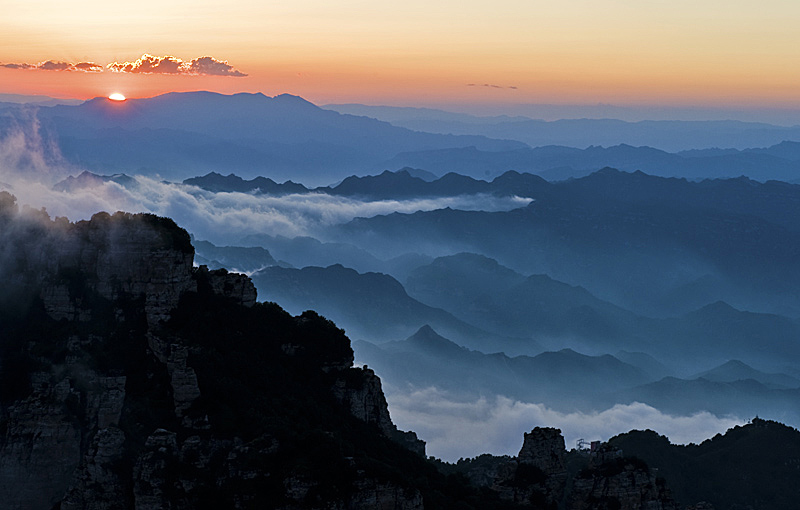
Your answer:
[325,104,800,152]
[192,239,281,274]
[402,253,800,370]
[0,93,82,106]
[614,351,673,380]
[324,103,531,126]
[52,170,137,192]
[239,234,388,274]
[183,172,308,194]
[24,91,526,183]
[404,253,527,312]
[384,142,800,182]
[321,170,440,198]
[691,360,800,389]
[333,169,800,318]
[179,168,549,200]
[611,377,800,427]
[404,253,642,345]
[250,264,525,351]
[744,140,800,160]
[355,325,650,406]
[673,302,800,367]
[399,167,439,181]
[237,233,433,281]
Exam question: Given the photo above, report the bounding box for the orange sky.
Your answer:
[2,0,800,110]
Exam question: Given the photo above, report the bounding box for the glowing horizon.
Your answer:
[2,0,800,111]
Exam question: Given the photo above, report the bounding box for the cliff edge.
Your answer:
[0,194,426,509]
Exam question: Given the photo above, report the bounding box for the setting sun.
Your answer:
[108,92,126,101]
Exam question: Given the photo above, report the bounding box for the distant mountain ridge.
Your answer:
[325,103,800,152]
[354,325,650,407]
[249,264,524,351]
[8,91,800,185]
[182,168,549,198]
[384,142,800,182]
[15,91,526,183]
[332,169,800,320]
[691,359,800,389]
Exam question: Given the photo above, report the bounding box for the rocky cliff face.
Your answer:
[485,427,568,509]
[452,427,682,510]
[0,200,426,510]
[568,444,680,510]
[331,366,426,456]
[0,194,715,510]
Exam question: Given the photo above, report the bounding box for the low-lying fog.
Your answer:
[386,387,745,461]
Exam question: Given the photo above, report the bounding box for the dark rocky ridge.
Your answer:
[0,194,436,509]
[441,427,682,510]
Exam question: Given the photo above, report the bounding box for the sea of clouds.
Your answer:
[0,117,531,245]
[386,387,746,462]
[0,114,750,463]
[2,175,531,244]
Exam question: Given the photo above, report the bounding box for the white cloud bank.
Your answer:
[386,387,746,462]
[0,118,531,245]
[0,172,531,246]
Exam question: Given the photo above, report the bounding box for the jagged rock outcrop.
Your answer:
[332,367,426,456]
[568,452,680,510]
[468,428,681,510]
[518,427,568,506]
[488,427,568,508]
[0,203,429,509]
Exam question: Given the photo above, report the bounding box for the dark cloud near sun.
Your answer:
[106,54,247,77]
[467,83,518,90]
[1,60,103,72]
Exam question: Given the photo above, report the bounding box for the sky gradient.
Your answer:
[2,0,800,110]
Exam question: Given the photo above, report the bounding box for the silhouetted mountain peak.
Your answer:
[719,359,749,369]
[52,171,136,192]
[413,324,438,337]
[396,166,438,181]
[401,326,482,358]
[272,92,320,109]
[694,300,738,315]
[691,359,800,389]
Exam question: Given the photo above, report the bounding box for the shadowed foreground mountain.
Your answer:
[1,192,799,509]
[608,418,800,510]
[0,193,512,510]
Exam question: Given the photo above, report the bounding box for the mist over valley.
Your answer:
[1,91,800,508]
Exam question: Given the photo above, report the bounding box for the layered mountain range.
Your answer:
[166,168,800,433]
[3,91,800,185]
[4,191,799,509]
[2,192,799,509]
[0,195,435,509]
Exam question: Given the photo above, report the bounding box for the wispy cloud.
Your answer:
[1,60,103,72]
[2,175,530,245]
[106,54,247,77]
[2,55,245,77]
[0,115,527,243]
[386,387,746,462]
[467,83,518,90]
